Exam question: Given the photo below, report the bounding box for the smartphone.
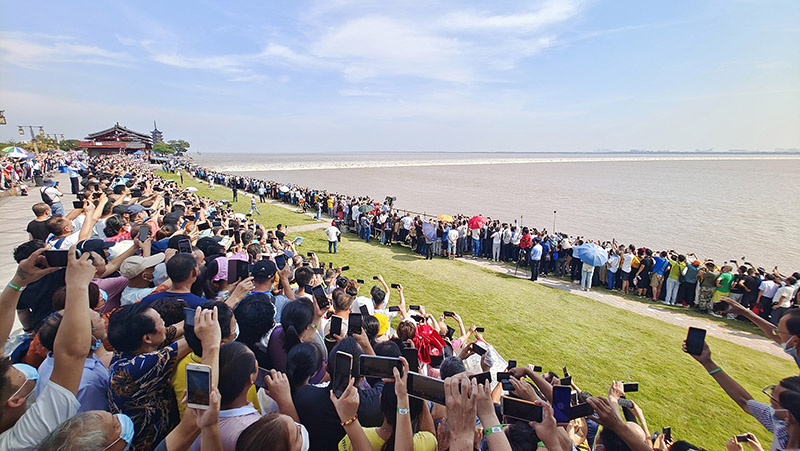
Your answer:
[373,276,379,280]
[552,385,571,423]
[186,363,211,410]
[177,238,192,254]
[347,313,362,335]
[388,306,401,313]
[233,230,241,245]
[138,226,150,242]
[132,189,142,198]
[532,365,542,373]
[559,376,572,386]
[623,382,639,393]
[475,327,485,333]
[736,435,750,443]
[563,366,570,378]
[359,355,402,379]
[197,222,211,231]
[497,372,514,391]
[502,396,543,423]
[359,304,370,317]
[356,279,365,284]
[470,371,492,385]
[255,367,270,389]
[569,403,595,420]
[183,307,196,326]
[43,250,70,267]
[390,283,401,289]
[507,360,517,369]
[401,347,420,373]
[472,342,487,356]
[407,372,446,405]
[662,426,672,442]
[307,252,315,257]
[443,311,455,317]
[333,352,353,398]
[72,200,84,209]
[409,305,421,310]
[329,262,333,269]
[685,327,706,356]
[341,266,350,271]
[329,315,343,338]
[274,255,286,270]
[312,268,325,275]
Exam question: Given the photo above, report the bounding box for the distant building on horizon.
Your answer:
[151,121,163,144]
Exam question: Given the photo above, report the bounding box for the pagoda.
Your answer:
[151,121,164,144]
[78,123,153,156]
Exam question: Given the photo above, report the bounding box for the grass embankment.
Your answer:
[155,169,792,447]
[156,170,317,229]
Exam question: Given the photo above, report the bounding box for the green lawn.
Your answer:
[155,170,318,229]
[156,170,793,447]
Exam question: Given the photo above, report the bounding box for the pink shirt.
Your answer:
[191,404,261,451]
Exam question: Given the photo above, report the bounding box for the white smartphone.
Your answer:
[186,363,211,410]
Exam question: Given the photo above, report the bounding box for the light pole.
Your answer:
[18,125,45,152]
[553,210,557,232]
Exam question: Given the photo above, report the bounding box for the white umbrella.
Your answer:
[185,187,198,192]
[280,185,290,193]
[234,213,246,220]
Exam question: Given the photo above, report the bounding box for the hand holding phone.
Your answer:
[186,363,211,410]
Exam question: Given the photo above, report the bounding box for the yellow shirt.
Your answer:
[172,352,260,418]
[338,428,437,451]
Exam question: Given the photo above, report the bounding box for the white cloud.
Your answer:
[0,32,129,68]
[440,0,581,33]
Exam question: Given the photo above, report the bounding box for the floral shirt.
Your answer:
[108,326,179,451]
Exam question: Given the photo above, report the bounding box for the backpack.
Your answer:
[40,187,55,205]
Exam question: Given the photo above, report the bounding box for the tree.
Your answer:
[153,142,173,154]
[167,139,190,156]
[59,139,79,151]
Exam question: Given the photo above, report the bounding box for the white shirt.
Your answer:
[621,253,634,272]
[325,226,341,242]
[774,285,795,308]
[0,382,80,451]
[121,286,157,306]
[401,216,413,230]
[491,231,501,244]
[607,254,620,273]
[448,229,459,243]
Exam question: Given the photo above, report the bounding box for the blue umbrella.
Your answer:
[422,222,436,241]
[575,243,609,267]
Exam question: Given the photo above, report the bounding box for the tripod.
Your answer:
[513,248,528,278]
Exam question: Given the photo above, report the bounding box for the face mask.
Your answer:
[8,363,39,406]
[233,323,240,341]
[104,413,135,451]
[296,422,310,451]
[91,335,103,351]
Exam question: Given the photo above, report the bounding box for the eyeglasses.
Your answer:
[763,384,780,404]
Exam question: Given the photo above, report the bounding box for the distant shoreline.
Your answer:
[194,154,800,173]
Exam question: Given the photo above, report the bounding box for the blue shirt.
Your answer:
[529,244,543,261]
[140,290,206,308]
[653,257,669,276]
[37,353,110,413]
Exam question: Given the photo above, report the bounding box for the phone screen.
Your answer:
[255,367,270,389]
[197,222,211,231]
[348,313,362,335]
[329,315,343,337]
[507,360,517,369]
[359,304,370,317]
[502,396,543,422]
[186,366,211,408]
[472,342,487,356]
[552,386,571,423]
[623,382,639,393]
[275,255,286,270]
[685,327,706,356]
[497,372,514,391]
[72,200,84,209]
[407,372,446,405]
[177,238,192,254]
[569,403,595,420]
[359,355,402,379]
[43,250,70,267]
[469,371,491,385]
[388,306,401,312]
[401,347,420,373]
[333,352,353,398]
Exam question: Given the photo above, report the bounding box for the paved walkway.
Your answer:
[0,171,76,335]
[459,257,788,360]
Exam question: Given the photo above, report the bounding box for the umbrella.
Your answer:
[2,147,28,159]
[575,243,609,267]
[185,186,198,192]
[234,213,247,220]
[437,214,453,222]
[468,215,486,229]
[422,222,436,241]
[358,205,372,213]
[279,185,290,193]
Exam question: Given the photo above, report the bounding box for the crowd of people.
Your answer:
[0,152,793,451]
[167,160,798,328]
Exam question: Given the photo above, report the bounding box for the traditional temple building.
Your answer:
[78,123,153,156]
[151,121,163,144]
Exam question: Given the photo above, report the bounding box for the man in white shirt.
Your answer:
[772,277,797,326]
[119,254,166,306]
[491,228,502,262]
[39,180,64,217]
[325,223,341,254]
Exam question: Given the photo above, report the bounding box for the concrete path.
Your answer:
[0,171,76,335]
[459,257,788,360]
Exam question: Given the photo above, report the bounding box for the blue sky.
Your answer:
[1,0,798,153]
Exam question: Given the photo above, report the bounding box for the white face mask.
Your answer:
[296,422,310,451]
